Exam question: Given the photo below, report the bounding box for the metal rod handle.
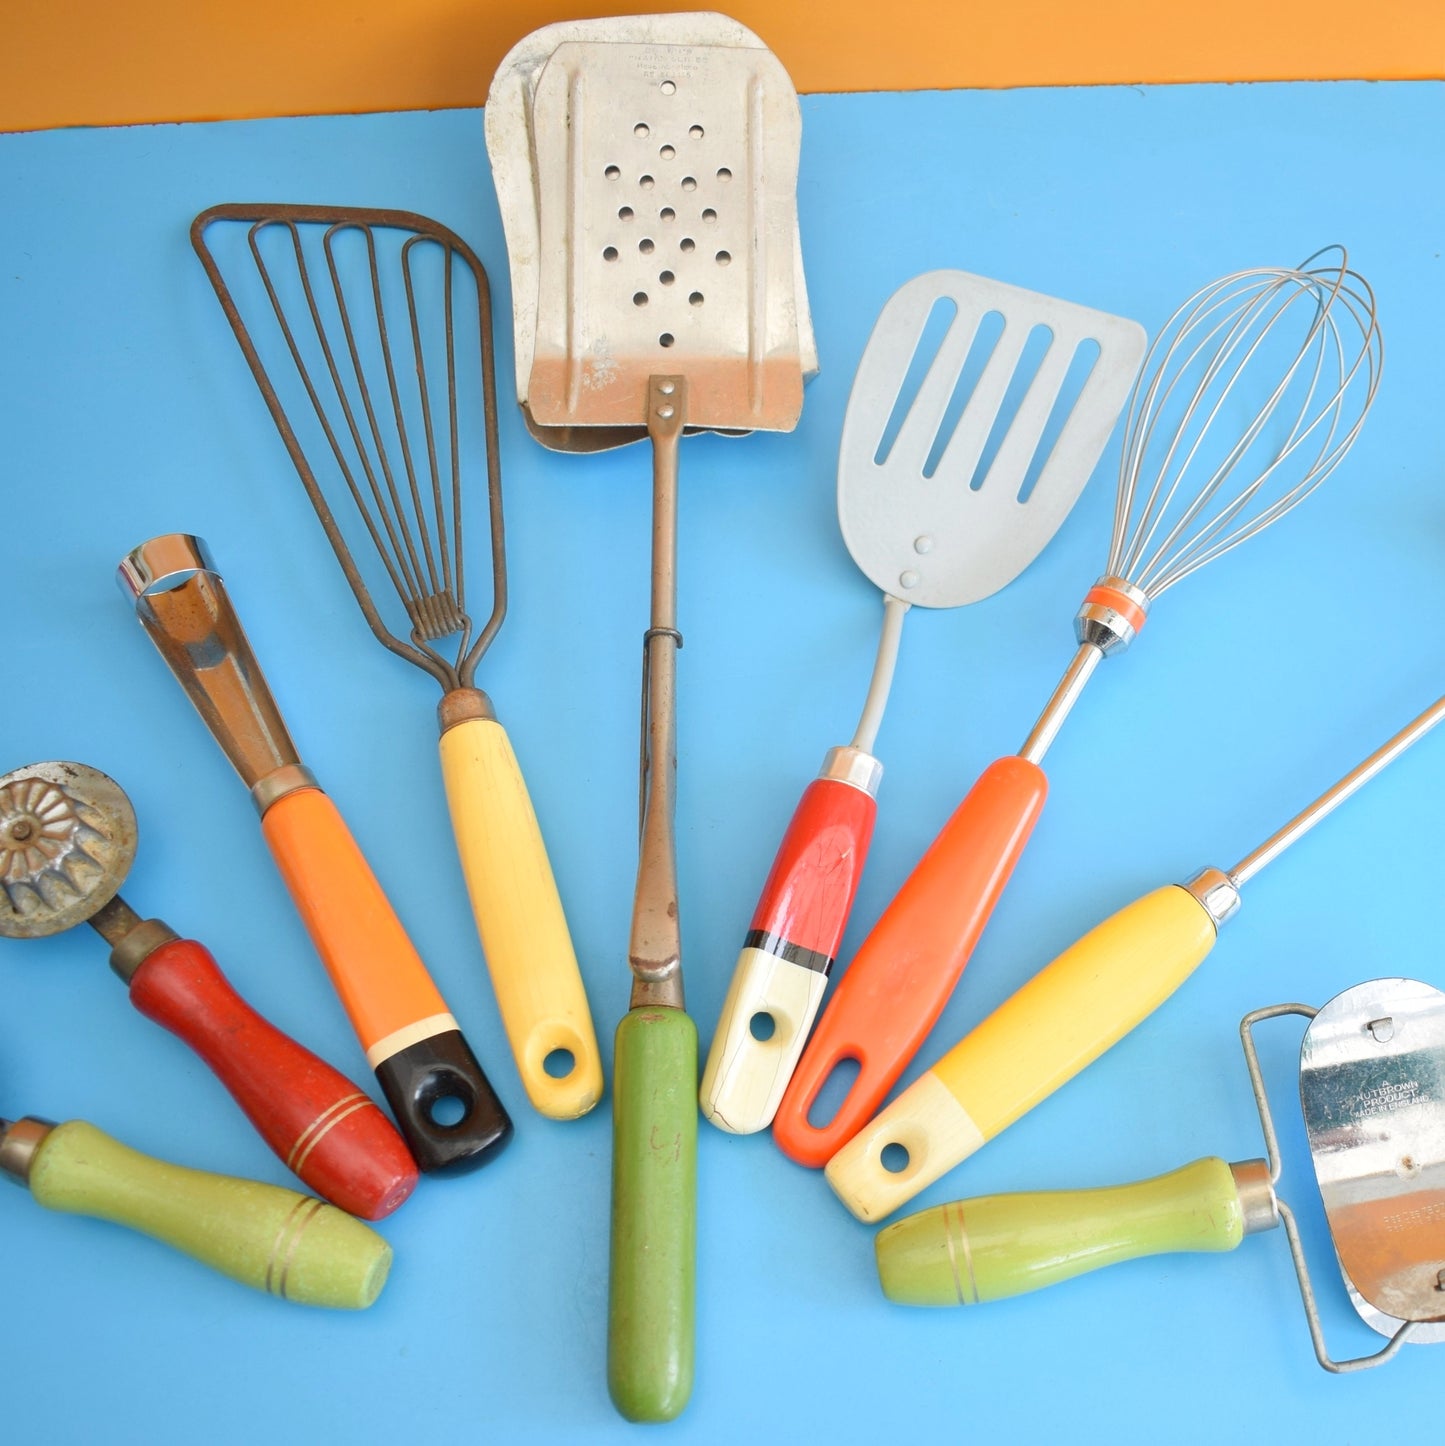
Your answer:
[1229,690,1445,886]
[1017,642,1104,765]
[629,377,687,1010]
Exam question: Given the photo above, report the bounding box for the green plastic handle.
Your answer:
[28,1121,392,1309]
[608,1007,698,1423]
[875,1156,1246,1306]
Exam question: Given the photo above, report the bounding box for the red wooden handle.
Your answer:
[127,936,418,1219]
[748,776,878,966]
[773,756,1048,1168]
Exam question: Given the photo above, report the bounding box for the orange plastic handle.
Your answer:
[772,756,1047,1167]
[261,786,451,1059]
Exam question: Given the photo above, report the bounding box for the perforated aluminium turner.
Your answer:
[503,18,809,1423]
[701,270,1145,1140]
[484,10,816,452]
[875,977,1445,1373]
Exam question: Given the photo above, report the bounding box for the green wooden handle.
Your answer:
[608,1007,698,1422]
[875,1156,1246,1306]
[28,1121,392,1308]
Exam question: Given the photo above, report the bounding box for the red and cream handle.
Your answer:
[700,750,879,1135]
[124,932,417,1220]
[772,756,1047,1167]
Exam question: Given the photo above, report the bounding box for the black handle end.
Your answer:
[375,1029,513,1173]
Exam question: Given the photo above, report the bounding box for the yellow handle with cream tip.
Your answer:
[439,714,603,1119]
[826,885,1219,1222]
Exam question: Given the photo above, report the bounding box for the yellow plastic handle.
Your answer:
[827,885,1219,1222]
[439,716,603,1119]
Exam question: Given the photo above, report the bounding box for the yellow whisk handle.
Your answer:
[439,716,603,1120]
[826,886,1219,1222]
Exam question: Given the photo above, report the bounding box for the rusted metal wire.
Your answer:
[191,203,506,694]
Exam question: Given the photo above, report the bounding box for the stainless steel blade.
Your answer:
[1300,977,1445,1326]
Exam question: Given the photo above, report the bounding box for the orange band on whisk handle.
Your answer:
[1074,575,1151,656]
[1082,584,1148,637]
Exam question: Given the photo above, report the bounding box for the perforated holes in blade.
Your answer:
[598,75,734,353]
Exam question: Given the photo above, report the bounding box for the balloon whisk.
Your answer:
[1019,248,1382,765]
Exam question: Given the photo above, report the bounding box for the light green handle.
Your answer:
[875,1156,1246,1306]
[29,1121,392,1309]
[608,1007,697,1423]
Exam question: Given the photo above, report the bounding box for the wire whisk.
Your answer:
[1109,247,1381,601]
[1019,247,1381,762]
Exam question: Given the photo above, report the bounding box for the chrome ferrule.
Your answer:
[820,746,883,798]
[1229,1158,1280,1235]
[1182,866,1242,927]
[1075,575,1150,656]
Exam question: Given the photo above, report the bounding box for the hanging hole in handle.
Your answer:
[429,1094,468,1128]
[748,1012,776,1042]
[880,1142,910,1174]
[543,1048,576,1080]
[807,1056,861,1129]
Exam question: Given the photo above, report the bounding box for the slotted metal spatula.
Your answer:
[701,270,1145,1140]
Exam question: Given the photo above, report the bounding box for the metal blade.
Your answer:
[1300,977,1445,1326]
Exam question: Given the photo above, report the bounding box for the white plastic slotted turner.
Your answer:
[701,270,1146,1138]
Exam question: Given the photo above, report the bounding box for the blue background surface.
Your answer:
[2,81,1443,1440]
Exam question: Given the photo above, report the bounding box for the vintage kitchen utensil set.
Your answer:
[2,6,1440,1421]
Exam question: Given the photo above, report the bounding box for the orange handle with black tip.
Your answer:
[261,785,513,1172]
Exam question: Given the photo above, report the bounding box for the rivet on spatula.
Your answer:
[1367,1017,1395,1043]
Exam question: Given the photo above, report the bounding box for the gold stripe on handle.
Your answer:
[265,1197,325,1298]
[945,1201,975,1306]
[364,1012,459,1070]
[286,1092,372,1174]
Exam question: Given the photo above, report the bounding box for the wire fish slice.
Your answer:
[191,203,603,1122]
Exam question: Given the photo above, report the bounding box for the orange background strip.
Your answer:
[3,0,1442,134]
